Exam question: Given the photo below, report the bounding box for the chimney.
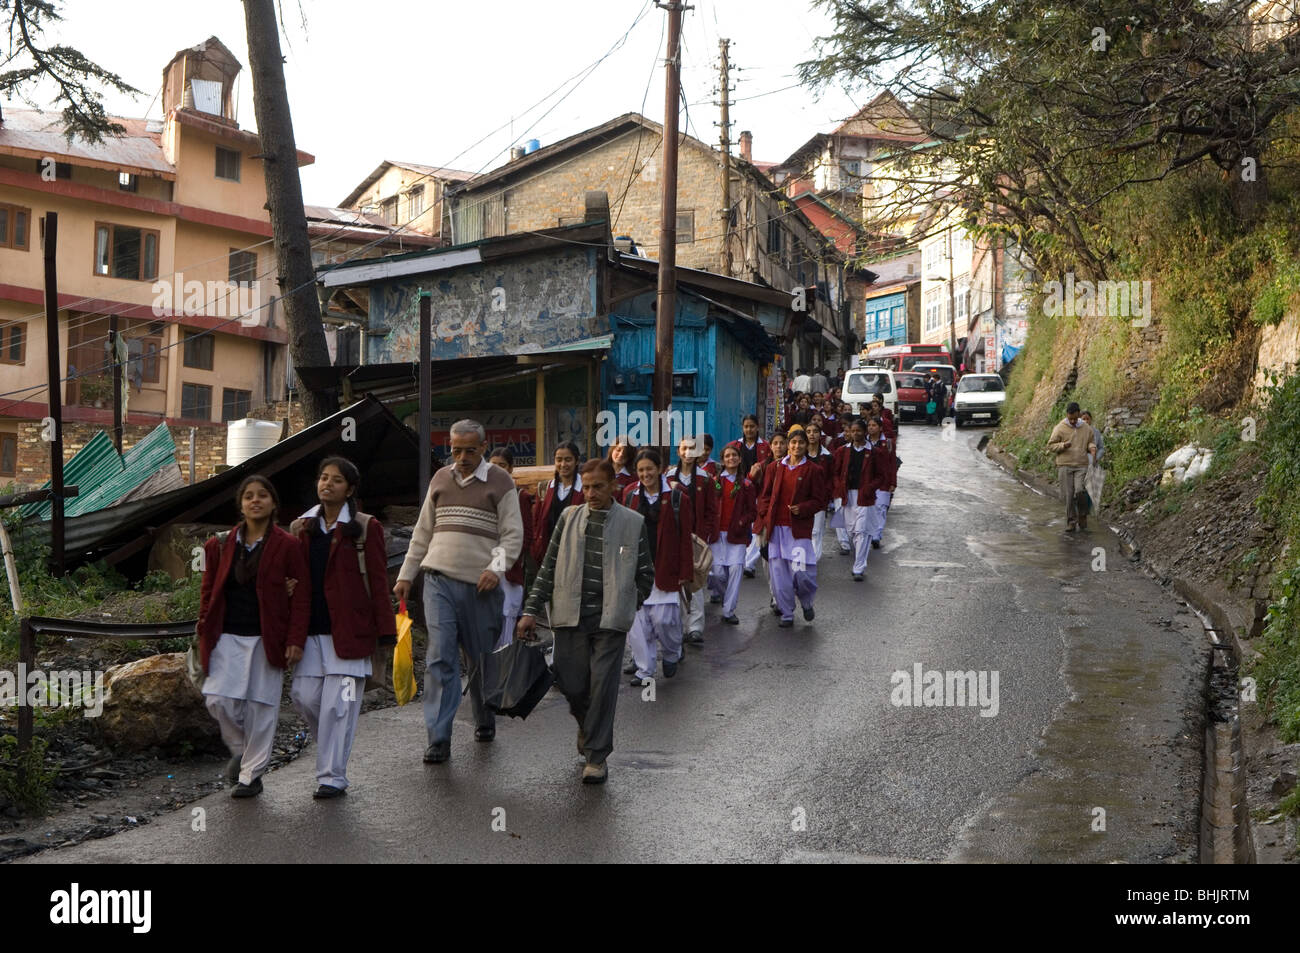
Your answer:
[739,130,753,163]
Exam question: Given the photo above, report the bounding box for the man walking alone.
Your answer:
[395,419,523,764]
[1046,402,1098,532]
[516,460,654,784]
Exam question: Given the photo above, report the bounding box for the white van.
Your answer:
[841,367,898,417]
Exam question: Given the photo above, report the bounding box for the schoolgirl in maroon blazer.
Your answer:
[755,427,829,626]
[286,456,396,799]
[708,443,758,624]
[622,449,695,684]
[198,474,309,798]
[530,442,583,564]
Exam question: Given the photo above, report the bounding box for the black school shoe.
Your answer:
[231,777,263,798]
[803,606,815,622]
[743,569,756,578]
[722,614,740,625]
[778,619,794,628]
[685,631,704,645]
[423,741,450,763]
[474,726,495,742]
[313,784,346,800]
[871,539,881,550]
[623,661,638,675]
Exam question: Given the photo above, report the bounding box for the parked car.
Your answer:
[952,373,1007,426]
[893,371,930,421]
[841,367,898,417]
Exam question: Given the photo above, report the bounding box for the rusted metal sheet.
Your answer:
[0,109,175,177]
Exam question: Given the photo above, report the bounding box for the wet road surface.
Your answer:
[24,425,1207,863]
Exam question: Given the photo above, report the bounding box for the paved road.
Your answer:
[26,426,1208,863]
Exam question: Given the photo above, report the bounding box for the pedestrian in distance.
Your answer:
[288,456,396,799]
[395,419,524,764]
[622,449,695,685]
[517,459,654,785]
[736,414,770,482]
[489,448,534,650]
[1046,402,1097,532]
[530,442,583,565]
[757,427,829,627]
[926,372,946,426]
[804,421,835,562]
[832,418,886,581]
[1081,410,1104,463]
[607,436,639,493]
[865,417,897,550]
[708,444,757,624]
[198,475,309,798]
[667,436,719,645]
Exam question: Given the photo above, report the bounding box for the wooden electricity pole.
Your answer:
[653,0,690,458]
[718,37,732,277]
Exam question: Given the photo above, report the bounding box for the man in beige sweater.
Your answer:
[1046,402,1098,531]
[395,419,523,763]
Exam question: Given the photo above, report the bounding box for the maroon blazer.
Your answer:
[716,474,758,545]
[808,448,835,482]
[531,482,584,564]
[198,524,310,673]
[291,514,398,660]
[509,487,535,585]
[667,466,719,543]
[871,436,898,494]
[756,459,830,539]
[831,443,886,506]
[622,482,695,592]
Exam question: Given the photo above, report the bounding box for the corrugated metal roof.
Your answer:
[20,424,181,520]
[0,109,175,177]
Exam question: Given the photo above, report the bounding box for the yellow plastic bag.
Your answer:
[393,601,416,706]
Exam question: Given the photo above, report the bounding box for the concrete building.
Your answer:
[338,160,474,244]
[441,112,852,373]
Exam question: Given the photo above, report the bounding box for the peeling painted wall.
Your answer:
[368,247,601,363]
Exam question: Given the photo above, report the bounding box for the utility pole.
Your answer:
[947,222,957,369]
[418,292,432,502]
[717,37,733,277]
[653,0,690,458]
[42,212,65,577]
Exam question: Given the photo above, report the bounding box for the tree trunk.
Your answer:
[242,0,337,425]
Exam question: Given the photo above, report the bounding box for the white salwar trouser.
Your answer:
[767,527,818,621]
[844,489,874,576]
[681,588,705,635]
[497,579,524,651]
[811,509,826,562]
[290,633,369,791]
[872,490,892,543]
[744,535,761,572]
[627,592,683,680]
[203,632,283,787]
[835,526,851,552]
[708,539,747,617]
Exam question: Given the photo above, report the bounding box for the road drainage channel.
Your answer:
[979,436,1254,863]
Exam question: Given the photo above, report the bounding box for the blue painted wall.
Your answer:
[602,292,763,451]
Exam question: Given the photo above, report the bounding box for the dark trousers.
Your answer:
[551,615,625,766]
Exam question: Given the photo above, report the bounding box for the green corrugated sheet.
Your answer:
[21,424,179,520]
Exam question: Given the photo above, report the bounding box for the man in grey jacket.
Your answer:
[516,458,654,784]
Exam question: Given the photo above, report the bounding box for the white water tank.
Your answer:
[226,418,283,466]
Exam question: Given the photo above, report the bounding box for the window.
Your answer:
[228,248,257,286]
[222,388,252,421]
[0,203,31,250]
[182,329,214,370]
[557,215,585,227]
[215,147,241,181]
[407,186,425,222]
[0,324,25,365]
[93,223,159,280]
[890,304,905,333]
[672,372,696,397]
[766,216,783,254]
[676,210,694,244]
[34,159,72,180]
[0,434,15,477]
[924,240,944,275]
[118,172,138,192]
[181,382,213,420]
[924,287,946,333]
[382,197,399,226]
[954,283,970,324]
[127,336,161,384]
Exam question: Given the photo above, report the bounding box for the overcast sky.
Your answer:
[17,0,866,206]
